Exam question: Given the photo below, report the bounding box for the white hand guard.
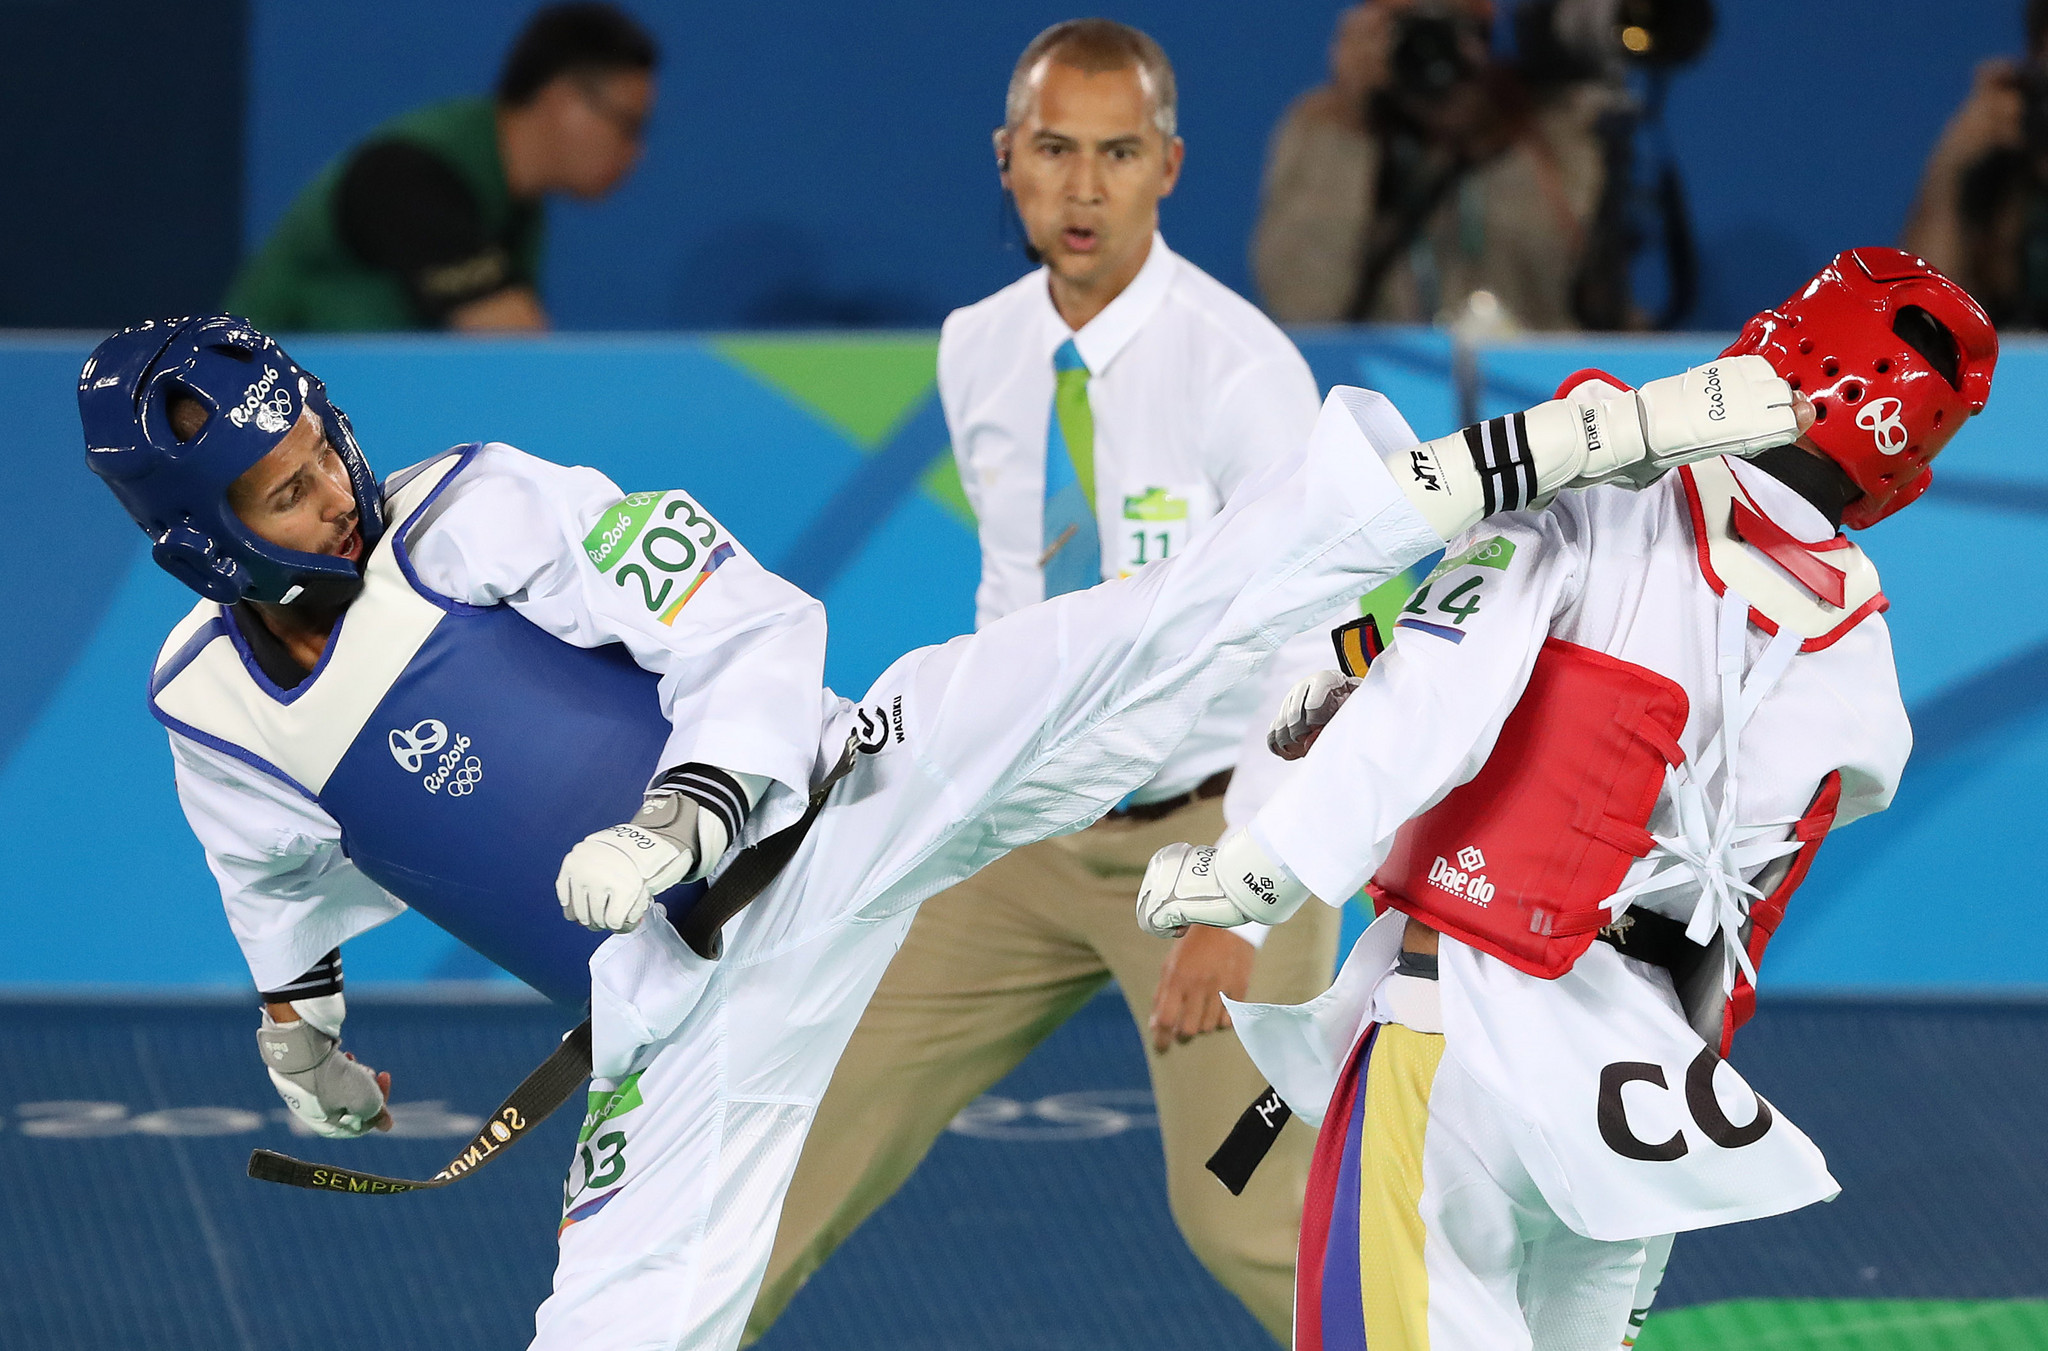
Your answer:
[556,787,730,933]
[1373,354,1800,540]
[1136,829,1312,937]
[256,1006,385,1140]
[1268,669,1361,762]
[1582,355,1805,489]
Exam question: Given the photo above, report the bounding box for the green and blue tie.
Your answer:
[1042,338,1100,598]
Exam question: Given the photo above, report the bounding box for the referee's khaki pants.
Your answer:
[743,794,1339,1345]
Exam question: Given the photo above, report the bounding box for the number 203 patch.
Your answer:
[583,491,735,626]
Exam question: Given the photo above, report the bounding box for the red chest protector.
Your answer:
[1367,635,1840,1053]
[1368,639,1689,979]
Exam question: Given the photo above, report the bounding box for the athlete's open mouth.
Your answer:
[334,521,363,563]
[1063,226,1099,254]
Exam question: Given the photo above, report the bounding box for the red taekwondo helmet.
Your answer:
[1721,247,1998,529]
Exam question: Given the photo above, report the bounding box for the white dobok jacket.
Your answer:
[1231,452,1912,1241]
[161,443,829,996]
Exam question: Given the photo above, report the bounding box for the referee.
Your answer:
[749,20,1335,1344]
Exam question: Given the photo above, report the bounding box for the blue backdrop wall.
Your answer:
[3,331,2043,993]
[238,0,2025,331]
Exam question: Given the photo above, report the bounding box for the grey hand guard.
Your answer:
[257,1016,385,1138]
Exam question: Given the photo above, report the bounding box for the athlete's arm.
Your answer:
[259,965,393,1139]
[1250,512,1587,901]
[169,735,403,1135]
[1138,507,1584,934]
[401,445,829,932]
[170,733,408,987]
[1378,355,1802,544]
[403,444,828,804]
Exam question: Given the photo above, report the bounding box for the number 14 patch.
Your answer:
[1397,534,1516,644]
[584,491,736,626]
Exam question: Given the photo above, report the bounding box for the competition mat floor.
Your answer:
[4,989,2044,1350]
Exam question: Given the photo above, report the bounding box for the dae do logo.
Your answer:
[1427,845,1495,906]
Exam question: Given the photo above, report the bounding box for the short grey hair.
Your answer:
[1003,18,1178,139]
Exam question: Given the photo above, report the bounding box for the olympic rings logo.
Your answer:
[392,717,483,797]
[436,757,484,797]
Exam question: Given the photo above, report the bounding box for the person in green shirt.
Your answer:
[226,2,657,333]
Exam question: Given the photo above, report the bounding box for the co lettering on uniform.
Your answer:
[1596,1048,1775,1162]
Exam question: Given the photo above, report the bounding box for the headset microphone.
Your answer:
[997,153,1044,265]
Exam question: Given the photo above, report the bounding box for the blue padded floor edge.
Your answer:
[1,992,2043,1350]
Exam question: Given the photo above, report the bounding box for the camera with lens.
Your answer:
[1515,0,1714,86]
[1387,7,1487,104]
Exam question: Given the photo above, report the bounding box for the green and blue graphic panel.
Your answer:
[3,330,2045,992]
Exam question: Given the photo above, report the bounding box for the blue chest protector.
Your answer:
[319,610,701,1006]
[150,447,702,1007]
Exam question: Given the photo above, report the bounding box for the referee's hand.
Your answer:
[1148,926,1253,1054]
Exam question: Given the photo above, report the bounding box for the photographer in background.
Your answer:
[1253,0,1710,331]
[1254,0,1602,329]
[225,3,656,333]
[1902,2,2048,328]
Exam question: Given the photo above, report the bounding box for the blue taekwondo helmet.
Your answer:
[79,316,385,608]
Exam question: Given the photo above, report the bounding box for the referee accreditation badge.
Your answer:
[1118,485,1194,578]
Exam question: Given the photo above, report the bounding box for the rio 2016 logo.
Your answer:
[388,719,447,772]
[389,718,483,796]
[1855,396,1908,454]
[225,365,295,435]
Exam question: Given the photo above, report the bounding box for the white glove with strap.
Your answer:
[555,765,764,933]
[1137,828,1312,937]
[1375,354,1801,540]
[1268,668,1361,762]
[256,995,386,1140]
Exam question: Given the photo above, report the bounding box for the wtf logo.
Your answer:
[1855,396,1908,454]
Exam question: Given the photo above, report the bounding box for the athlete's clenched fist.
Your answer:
[1268,668,1361,762]
[1136,829,1313,937]
[557,786,720,932]
[258,1012,389,1139]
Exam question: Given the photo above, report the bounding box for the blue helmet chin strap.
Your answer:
[78,315,387,607]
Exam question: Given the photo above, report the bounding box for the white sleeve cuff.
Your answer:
[1231,921,1273,950]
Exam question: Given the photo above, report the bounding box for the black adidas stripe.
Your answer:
[1461,413,1538,515]
[1507,410,1537,507]
[1460,423,1496,516]
[651,763,751,841]
[260,947,342,1002]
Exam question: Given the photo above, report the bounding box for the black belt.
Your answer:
[1595,907,1698,971]
[1108,770,1232,824]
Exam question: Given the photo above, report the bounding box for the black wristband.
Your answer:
[259,947,342,1003]
[1460,410,1539,515]
[649,764,751,843]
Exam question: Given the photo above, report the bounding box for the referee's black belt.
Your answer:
[1107,770,1232,824]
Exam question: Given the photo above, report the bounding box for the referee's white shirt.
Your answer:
[938,234,1323,804]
